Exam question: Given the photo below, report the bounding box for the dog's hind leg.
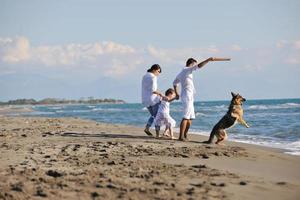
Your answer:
[215,130,227,145]
[203,127,217,144]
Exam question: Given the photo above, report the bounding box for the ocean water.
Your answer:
[23,99,300,155]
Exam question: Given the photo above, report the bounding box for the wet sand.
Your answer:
[0,106,33,116]
[0,117,299,200]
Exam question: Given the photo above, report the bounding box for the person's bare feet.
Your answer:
[178,138,186,142]
[163,133,170,138]
[183,132,189,140]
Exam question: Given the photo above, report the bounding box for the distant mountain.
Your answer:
[0,98,125,105]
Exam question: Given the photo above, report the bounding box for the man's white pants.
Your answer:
[182,100,195,120]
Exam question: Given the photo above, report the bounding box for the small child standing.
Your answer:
[154,88,177,139]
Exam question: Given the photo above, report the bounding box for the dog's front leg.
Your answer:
[239,118,250,128]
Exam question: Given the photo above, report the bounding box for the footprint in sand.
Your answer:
[10,182,23,192]
[239,181,247,186]
[46,170,63,178]
[36,186,47,197]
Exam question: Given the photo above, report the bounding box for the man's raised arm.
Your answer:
[198,57,231,68]
[197,57,213,69]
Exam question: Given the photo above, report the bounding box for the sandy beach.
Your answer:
[0,116,299,200]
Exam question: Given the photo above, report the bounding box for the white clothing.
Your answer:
[173,65,199,101]
[154,100,176,128]
[173,65,199,119]
[141,72,160,107]
[182,100,195,119]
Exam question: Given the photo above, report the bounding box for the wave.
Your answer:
[55,110,64,113]
[231,137,300,156]
[286,151,300,156]
[199,105,228,112]
[28,111,56,115]
[195,112,207,116]
[247,103,300,110]
[87,105,96,108]
[187,129,211,136]
[285,141,300,153]
[48,106,63,110]
[248,105,268,110]
[284,103,300,107]
[72,110,90,113]
[92,108,136,112]
[93,108,121,111]
[188,129,300,156]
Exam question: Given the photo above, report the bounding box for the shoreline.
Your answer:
[0,105,33,116]
[187,130,296,156]
[0,116,300,199]
[1,105,299,156]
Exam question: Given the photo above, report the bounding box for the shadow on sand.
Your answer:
[61,131,156,140]
[60,131,210,144]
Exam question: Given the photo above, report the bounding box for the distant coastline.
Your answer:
[0,98,126,105]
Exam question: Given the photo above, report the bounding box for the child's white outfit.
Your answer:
[154,99,176,128]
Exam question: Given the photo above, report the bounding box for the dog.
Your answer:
[204,92,250,145]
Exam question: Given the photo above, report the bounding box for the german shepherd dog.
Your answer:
[204,92,250,145]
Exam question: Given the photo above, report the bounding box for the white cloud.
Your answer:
[286,57,300,65]
[243,64,262,71]
[1,36,299,78]
[294,40,300,50]
[1,36,30,63]
[0,37,140,77]
[30,41,137,67]
[273,39,300,66]
[146,45,221,66]
[207,45,219,53]
[276,39,300,50]
[230,44,242,51]
[104,58,141,77]
[102,41,135,54]
[276,40,288,49]
[0,37,137,66]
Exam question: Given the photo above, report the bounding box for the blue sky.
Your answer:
[0,0,300,102]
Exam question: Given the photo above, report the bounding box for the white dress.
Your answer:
[154,100,176,128]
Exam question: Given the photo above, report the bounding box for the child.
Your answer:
[154,88,177,139]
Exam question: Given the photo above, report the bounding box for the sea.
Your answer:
[22,98,300,156]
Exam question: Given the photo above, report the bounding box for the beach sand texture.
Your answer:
[0,117,299,200]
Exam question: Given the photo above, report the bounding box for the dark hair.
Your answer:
[147,64,161,73]
[186,58,197,66]
[165,88,175,96]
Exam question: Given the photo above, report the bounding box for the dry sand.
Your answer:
[0,116,299,200]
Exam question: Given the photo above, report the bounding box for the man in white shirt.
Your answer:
[173,57,213,141]
[142,64,163,137]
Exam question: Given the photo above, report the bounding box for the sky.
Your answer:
[0,0,299,103]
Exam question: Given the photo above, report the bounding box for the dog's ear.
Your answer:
[231,92,237,97]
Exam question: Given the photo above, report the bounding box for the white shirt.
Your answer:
[173,65,199,102]
[157,100,170,116]
[141,72,160,107]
